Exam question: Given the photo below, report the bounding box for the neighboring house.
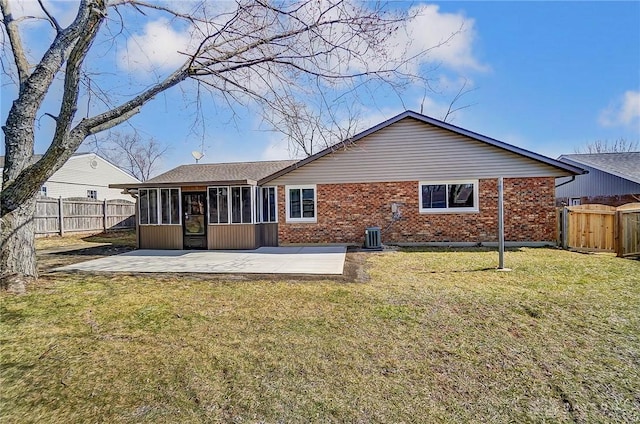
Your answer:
[112,111,584,250]
[0,153,140,201]
[556,152,640,206]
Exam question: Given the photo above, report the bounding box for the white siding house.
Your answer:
[1,153,140,200]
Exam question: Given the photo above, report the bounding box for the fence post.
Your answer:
[103,199,108,232]
[561,206,569,249]
[58,196,64,236]
[615,210,622,257]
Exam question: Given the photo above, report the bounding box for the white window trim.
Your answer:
[418,180,479,214]
[138,187,182,226]
[285,185,317,223]
[259,186,278,223]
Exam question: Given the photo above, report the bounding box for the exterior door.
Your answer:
[182,192,207,249]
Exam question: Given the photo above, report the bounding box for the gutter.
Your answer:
[555,175,576,188]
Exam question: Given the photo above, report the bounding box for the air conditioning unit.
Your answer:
[364,227,382,250]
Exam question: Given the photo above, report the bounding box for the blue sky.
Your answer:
[1,1,639,176]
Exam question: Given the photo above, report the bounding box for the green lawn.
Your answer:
[1,248,639,423]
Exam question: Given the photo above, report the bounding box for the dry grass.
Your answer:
[1,248,639,423]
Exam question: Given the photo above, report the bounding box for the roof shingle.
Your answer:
[143,160,298,186]
[558,152,640,184]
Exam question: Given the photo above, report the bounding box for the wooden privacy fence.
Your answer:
[35,197,136,236]
[558,203,640,257]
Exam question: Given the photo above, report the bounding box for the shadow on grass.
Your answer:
[399,246,528,253]
[50,246,134,257]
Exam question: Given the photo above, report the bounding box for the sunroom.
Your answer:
[111,160,296,250]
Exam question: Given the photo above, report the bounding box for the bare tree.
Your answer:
[1,0,450,290]
[574,138,639,154]
[89,132,168,181]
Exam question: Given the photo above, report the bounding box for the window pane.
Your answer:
[262,188,270,222]
[302,188,315,218]
[139,189,149,224]
[448,184,475,208]
[171,189,180,224]
[231,187,241,223]
[161,189,170,224]
[208,188,219,224]
[219,188,229,223]
[289,189,301,218]
[255,187,261,223]
[268,188,276,222]
[148,189,158,224]
[421,185,446,209]
[241,187,252,223]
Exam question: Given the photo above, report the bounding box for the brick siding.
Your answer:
[278,177,556,245]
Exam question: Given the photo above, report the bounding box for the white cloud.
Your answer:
[401,4,485,72]
[260,137,300,161]
[118,19,192,73]
[599,90,640,128]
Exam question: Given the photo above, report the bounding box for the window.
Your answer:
[160,188,180,224]
[570,198,581,206]
[87,189,98,200]
[139,188,180,225]
[208,187,229,224]
[419,181,478,213]
[39,186,47,197]
[286,185,316,222]
[260,187,277,223]
[208,186,253,224]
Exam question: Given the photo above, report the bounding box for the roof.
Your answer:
[1,152,140,182]
[262,110,585,183]
[114,160,297,188]
[558,152,640,184]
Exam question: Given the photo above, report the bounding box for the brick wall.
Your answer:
[277,177,557,245]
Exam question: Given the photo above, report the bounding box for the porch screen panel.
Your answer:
[160,189,180,224]
[148,189,158,224]
[231,187,241,223]
[208,187,229,224]
[139,189,149,224]
[261,187,276,222]
[241,187,252,223]
[170,189,180,223]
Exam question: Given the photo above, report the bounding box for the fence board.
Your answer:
[565,204,615,252]
[34,197,135,236]
[559,203,640,257]
[617,206,640,257]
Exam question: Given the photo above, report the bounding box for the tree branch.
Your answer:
[36,0,62,32]
[0,0,30,86]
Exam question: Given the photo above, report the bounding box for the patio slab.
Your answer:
[54,246,347,275]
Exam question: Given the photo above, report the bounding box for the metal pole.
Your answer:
[498,177,505,270]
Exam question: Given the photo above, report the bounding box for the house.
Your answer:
[0,153,140,201]
[555,152,640,206]
[111,111,584,250]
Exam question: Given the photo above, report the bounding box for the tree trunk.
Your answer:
[0,194,37,293]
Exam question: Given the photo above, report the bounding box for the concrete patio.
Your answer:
[55,246,347,275]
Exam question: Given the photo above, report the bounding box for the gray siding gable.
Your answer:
[266,112,582,186]
[556,158,640,198]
